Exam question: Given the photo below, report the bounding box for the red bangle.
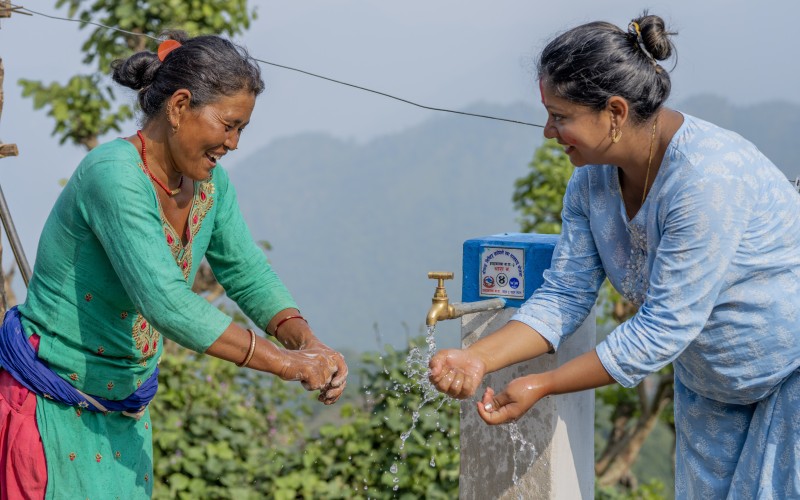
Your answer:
[272,315,307,336]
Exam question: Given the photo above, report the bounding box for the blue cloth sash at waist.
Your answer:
[0,306,158,416]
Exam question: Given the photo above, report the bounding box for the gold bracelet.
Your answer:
[237,328,257,368]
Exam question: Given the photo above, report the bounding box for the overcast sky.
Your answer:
[1,0,798,292]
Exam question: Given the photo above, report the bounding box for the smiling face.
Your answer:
[539,80,613,167]
[167,90,256,180]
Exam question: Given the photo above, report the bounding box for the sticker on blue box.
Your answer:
[479,247,525,298]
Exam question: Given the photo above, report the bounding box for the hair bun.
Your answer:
[110,51,160,91]
[632,13,675,61]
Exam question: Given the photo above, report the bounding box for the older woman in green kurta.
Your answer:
[0,32,348,498]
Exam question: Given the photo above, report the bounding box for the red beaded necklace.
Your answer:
[136,130,183,196]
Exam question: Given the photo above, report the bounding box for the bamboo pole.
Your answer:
[0,184,30,286]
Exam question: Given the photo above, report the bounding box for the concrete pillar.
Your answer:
[458,234,596,500]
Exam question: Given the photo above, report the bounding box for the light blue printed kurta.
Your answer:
[511,113,800,498]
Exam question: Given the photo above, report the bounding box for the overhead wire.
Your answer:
[10,5,161,42]
[255,58,543,128]
[11,4,545,129]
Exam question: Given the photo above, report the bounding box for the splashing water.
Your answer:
[387,322,539,496]
[508,422,536,486]
[385,325,458,491]
[398,326,450,451]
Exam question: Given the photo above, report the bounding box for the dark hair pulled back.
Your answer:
[537,12,677,123]
[111,31,264,121]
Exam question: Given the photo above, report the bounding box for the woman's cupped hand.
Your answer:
[428,348,487,400]
[477,374,547,425]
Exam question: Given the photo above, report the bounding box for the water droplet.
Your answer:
[389,463,398,474]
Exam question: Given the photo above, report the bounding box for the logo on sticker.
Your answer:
[483,276,495,288]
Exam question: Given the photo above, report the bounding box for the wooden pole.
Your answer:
[0,8,10,310]
[1,7,33,311]
[0,58,19,158]
[0,57,31,286]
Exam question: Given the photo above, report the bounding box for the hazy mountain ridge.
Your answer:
[677,94,800,178]
[229,97,800,351]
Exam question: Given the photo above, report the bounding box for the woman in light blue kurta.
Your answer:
[429,13,800,498]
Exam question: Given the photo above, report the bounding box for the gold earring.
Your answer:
[611,128,622,143]
[166,105,179,133]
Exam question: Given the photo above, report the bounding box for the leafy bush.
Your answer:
[151,336,460,499]
[150,341,310,499]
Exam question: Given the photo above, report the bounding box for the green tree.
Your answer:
[512,138,574,234]
[513,139,675,495]
[19,0,256,150]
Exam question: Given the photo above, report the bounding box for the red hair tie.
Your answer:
[157,39,182,62]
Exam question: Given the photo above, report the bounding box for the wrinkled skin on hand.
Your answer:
[287,340,348,405]
[477,374,546,425]
[428,349,487,400]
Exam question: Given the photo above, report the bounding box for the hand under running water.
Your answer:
[477,374,547,425]
[428,348,487,399]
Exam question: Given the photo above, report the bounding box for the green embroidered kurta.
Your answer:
[17,139,297,498]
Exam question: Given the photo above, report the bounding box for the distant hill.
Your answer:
[231,102,543,350]
[229,97,800,352]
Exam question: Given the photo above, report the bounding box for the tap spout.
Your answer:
[426,301,455,327]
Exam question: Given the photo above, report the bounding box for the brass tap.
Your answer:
[426,272,455,326]
[426,271,508,327]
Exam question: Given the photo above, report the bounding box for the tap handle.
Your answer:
[428,271,453,283]
[428,271,453,301]
[427,271,454,289]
